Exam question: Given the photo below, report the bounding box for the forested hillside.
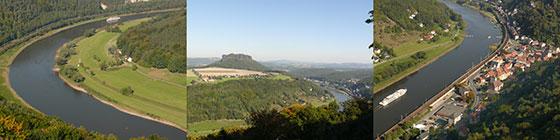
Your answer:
[454,59,560,139]
[117,10,186,73]
[0,0,185,55]
[374,0,464,32]
[0,96,167,139]
[190,98,373,140]
[503,0,560,45]
[187,78,328,122]
[206,53,271,72]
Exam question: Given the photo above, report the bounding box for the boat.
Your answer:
[106,17,121,23]
[379,89,407,106]
[488,35,491,39]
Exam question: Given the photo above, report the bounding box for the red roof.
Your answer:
[423,35,434,39]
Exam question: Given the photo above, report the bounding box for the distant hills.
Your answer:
[206,53,271,71]
[187,56,373,70]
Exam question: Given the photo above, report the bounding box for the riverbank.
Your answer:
[53,18,187,132]
[0,8,182,110]
[374,30,466,94]
[54,62,186,132]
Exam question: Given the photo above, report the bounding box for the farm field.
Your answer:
[60,18,187,129]
[193,67,266,76]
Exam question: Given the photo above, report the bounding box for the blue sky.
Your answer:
[187,0,373,64]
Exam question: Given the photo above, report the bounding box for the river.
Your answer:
[373,0,501,137]
[9,12,186,139]
[325,88,351,110]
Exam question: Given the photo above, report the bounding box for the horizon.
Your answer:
[187,0,373,64]
[187,55,374,65]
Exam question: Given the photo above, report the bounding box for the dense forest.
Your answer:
[190,98,373,140]
[291,68,373,98]
[0,0,185,55]
[503,0,560,45]
[0,96,167,140]
[446,59,560,139]
[117,10,186,73]
[206,53,271,72]
[187,78,329,122]
[373,0,464,32]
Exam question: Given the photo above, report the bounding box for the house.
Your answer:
[475,77,486,85]
[504,62,513,70]
[423,34,434,39]
[494,56,504,64]
[374,48,381,54]
[457,86,469,96]
[492,80,503,91]
[116,49,122,55]
[419,23,424,28]
[430,30,436,35]
[373,57,380,63]
[443,28,450,32]
[436,104,466,125]
[127,57,132,62]
[201,76,209,82]
[485,70,496,78]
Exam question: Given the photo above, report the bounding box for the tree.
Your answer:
[99,61,108,71]
[83,28,95,37]
[121,86,134,96]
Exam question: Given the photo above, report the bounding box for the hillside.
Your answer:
[503,0,560,45]
[447,59,560,139]
[0,0,185,55]
[373,0,464,49]
[206,53,271,71]
[117,10,186,73]
[187,78,329,122]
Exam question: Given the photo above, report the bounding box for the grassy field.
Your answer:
[62,18,187,129]
[374,29,466,93]
[193,67,266,77]
[393,33,455,56]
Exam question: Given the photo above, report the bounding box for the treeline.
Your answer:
[190,98,373,140]
[0,96,167,140]
[504,0,560,45]
[448,59,560,139]
[0,0,185,55]
[117,10,186,73]
[373,0,464,32]
[187,78,329,122]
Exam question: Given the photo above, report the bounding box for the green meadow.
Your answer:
[63,18,187,129]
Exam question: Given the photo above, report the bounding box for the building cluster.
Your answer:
[476,35,560,95]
